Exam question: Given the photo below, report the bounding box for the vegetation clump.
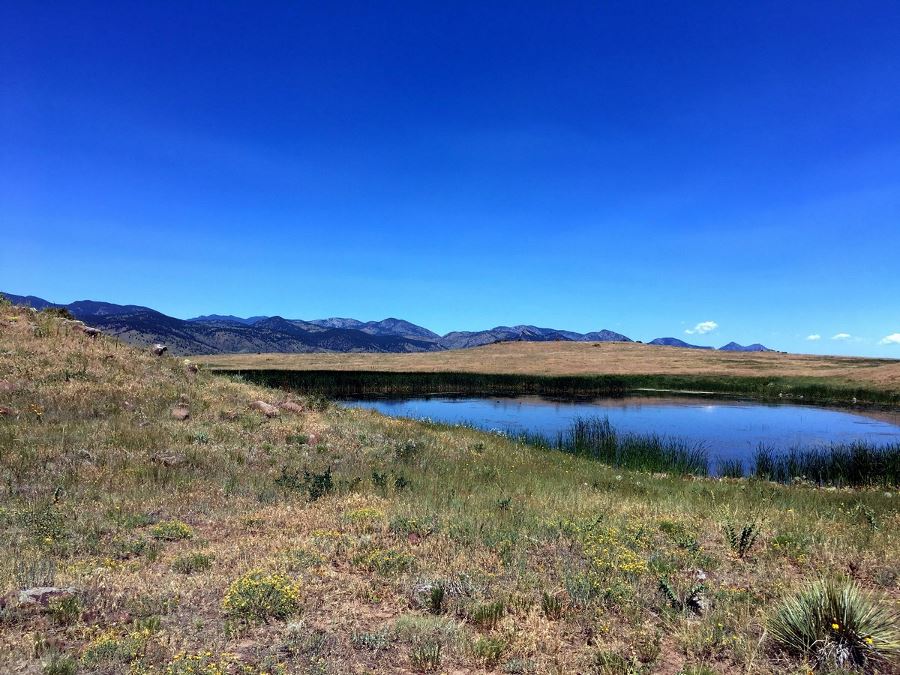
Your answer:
[150,519,193,541]
[222,570,302,622]
[768,579,900,671]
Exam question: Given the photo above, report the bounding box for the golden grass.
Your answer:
[197,341,900,391]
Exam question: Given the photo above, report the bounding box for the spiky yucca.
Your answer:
[768,579,899,671]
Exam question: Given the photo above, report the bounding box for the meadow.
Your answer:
[1,302,898,674]
[199,342,900,408]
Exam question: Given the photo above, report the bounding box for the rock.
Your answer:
[171,405,190,421]
[279,400,304,414]
[18,587,77,606]
[249,400,279,418]
[81,326,102,338]
[183,360,199,374]
[152,344,168,356]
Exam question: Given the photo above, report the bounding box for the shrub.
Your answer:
[410,640,441,672]
[427,583,445,615]
[222,570,302,623]
[723,520,759,559]
[151,520,193,541]
[48,594,82,625]
[351,628,393,653]
[354,547,414,575]
[42,653,78,675]
[275,466,333,501]
[81,629,148,668]
[472,635,507,667]
[172,552,213,574]
[768,579,900,670]
[165,651,230,674]
[469,600,505,629]
[541,591,566,620]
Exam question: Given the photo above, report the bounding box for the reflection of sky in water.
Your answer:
[343,395,900,464]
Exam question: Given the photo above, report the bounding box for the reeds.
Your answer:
[518,416,709,476]
[753,442,900,487]
[220,369,900,407]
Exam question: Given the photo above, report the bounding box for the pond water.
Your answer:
[342,395,900,466]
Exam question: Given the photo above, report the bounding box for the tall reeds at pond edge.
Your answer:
[515,417,899,486]
[753,442,900,488]
[218,369,900,407]
[516,416,710,476]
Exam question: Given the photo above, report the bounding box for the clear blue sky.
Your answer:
[2,2,899,355]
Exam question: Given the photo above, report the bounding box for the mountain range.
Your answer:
[1,292,773,356]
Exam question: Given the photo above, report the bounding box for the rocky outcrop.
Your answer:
[249,400,279,418]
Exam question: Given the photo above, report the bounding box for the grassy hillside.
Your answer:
[1,302,898,674]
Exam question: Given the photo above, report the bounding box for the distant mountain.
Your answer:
[649,337,714,350]
[0,293,62,310]
[188,314,268,325]
[310,318,441,342]
[719,342,773,352]
[438,325,631,350]
[1,294,440,356]
[1,291,775,355]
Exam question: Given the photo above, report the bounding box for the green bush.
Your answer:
[150,519,193,541]
[472,635,507,667]
[222,570,302,623]
[353,547,414,575]
[171,552,213,574]
[469,600,505,629]
[768,579,900,670]
[42,653,78,675]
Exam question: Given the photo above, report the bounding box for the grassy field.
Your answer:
[197,342,900,391]
[2,303,899,674]
[199,343,900,407]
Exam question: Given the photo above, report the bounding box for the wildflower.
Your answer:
[831,622,840,630]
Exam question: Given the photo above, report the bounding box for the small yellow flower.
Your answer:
[865,637,874,645]
[831,622,840,630]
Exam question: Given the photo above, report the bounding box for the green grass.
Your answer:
[218,368,900,407]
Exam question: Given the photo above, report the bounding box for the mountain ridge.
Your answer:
[1,292,773,356]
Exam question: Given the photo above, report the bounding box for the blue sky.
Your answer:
[2,2,899,355]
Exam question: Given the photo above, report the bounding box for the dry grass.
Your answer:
[1,304,898,674]
[197,341,900,391]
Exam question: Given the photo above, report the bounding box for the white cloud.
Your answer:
[831,333,851,341]
[685,320,718,335]
[806,334,821,341]
[879,333,900,345]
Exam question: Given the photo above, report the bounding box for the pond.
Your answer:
[342,395,900,468]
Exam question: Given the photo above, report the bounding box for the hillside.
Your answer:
[1,300,898,673]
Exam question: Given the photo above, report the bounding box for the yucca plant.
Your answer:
[768,579,900,671]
